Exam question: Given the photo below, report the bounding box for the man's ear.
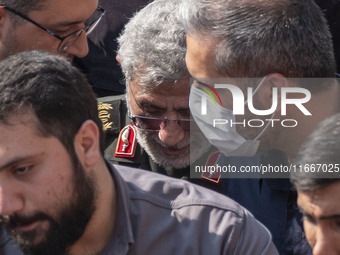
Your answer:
[257,73,290,113]
[74,120,101,168]
[116,55,121,65]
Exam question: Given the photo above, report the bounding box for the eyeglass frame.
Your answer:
[130,115,193,131]
[2,5,106,53]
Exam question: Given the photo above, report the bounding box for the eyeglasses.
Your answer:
[3,5,106,53]
[130,115,193,131]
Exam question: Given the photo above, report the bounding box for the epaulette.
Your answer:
[200,150,222,185]
[97,94,128,136]
[98,95,144,165]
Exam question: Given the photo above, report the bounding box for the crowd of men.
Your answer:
[0,0,339,254]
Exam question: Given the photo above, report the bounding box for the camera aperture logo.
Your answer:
[198,82,312,128]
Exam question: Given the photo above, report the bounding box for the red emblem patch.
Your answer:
[114,124,137,158]
[200,151,222,185]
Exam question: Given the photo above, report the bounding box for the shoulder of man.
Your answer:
[114,164,278,255]
[97,94,128,137]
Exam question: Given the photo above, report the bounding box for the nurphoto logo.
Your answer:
[198,82,312,128]
[200,84,311,116]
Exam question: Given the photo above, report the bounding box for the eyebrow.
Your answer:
[137,100,166,111]
[137,99,189,112]
[299,207,340,221]
[0,154,40,172]
[319,214,340,220]
[52,19,83,29]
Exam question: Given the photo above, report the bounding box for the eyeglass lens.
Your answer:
[58,31,83,52]
[57,7,104,52]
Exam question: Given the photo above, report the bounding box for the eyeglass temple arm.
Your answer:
[2,6,63,40]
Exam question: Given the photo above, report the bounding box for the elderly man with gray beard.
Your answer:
[98,0,221,191]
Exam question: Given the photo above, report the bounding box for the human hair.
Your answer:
[180,0,336,80]
[0,50,104,155]
[0,0,47,24]
[0,0,46,13]
[117,0,188,92]
[291,113,340,191]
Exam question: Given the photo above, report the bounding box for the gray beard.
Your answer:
[136,127,211,169]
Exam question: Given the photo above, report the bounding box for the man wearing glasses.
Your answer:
[0,1,104,253]
[0,0,105,60]
[98,0,222,192]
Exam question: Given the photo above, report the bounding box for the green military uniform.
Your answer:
[98,95,222,192]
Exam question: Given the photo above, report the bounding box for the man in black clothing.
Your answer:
[73,0,151,96]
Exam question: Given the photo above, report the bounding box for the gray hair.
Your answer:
[117,0,188,91]
[180,0,336,79]
[291,113,340,191]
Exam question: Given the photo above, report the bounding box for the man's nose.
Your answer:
[66,32,89,58]
[0,185,24,216]
[313,228,338,255]
[158,120,186,147]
